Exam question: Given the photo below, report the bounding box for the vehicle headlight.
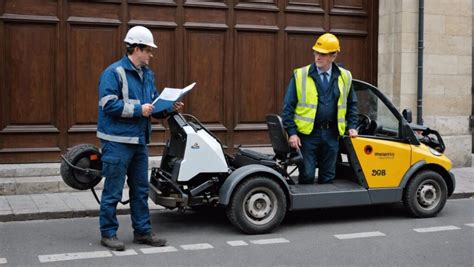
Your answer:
[429,147,442,156]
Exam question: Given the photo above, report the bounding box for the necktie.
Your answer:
[321,72,329,90]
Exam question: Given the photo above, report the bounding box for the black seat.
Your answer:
[232,148,276,168]
[265,114,302,166]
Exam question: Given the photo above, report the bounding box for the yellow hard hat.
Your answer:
[312,33,340,54]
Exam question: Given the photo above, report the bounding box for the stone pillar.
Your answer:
[378,0,472,167]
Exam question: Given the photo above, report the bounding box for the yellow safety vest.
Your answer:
[293,64,352,136]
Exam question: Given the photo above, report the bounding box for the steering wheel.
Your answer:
[356,113,371,134]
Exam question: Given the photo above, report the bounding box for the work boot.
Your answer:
[101,236,125,251]
[133,233,167,247]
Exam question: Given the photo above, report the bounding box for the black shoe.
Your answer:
[101,236,125,251]
[133,233,167,247]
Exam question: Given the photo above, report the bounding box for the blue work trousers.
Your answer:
[298,128,339,184]
[99,140,151,238]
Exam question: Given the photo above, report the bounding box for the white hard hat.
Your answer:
[124,26,157,48]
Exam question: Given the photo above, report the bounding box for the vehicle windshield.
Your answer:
[353,81,400,139]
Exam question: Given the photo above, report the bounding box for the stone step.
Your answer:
[0,175,105,196]
[0,157,162,179]
[0,163,61,178]
[0,157,161,196]
[0,157,162,195]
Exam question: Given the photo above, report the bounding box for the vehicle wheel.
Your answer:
[226,176,286,234]
[60,144,102,190]
[403,170,447,218]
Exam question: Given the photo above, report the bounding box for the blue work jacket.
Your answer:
[97,55,167,145]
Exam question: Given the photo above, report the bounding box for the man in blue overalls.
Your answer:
[97,26,183,251]
[282,33,358,184]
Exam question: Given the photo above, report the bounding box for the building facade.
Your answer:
[0,0,472,166]
[379,0,472,167]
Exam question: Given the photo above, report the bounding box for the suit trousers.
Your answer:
[297,128,339,184]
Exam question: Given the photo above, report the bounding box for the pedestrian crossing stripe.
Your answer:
[180,243,214,250]
[334,231,386,240]
[250,238,290,244]
[413,225,460,233]
[227,240,248,246]
[112,249,138,256]
[38,251,112,263]
[140,246,178,254]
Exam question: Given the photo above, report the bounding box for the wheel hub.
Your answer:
[417,184,437,206]
[247,193,272,219]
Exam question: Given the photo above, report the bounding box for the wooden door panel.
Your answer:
[3,0,57,16]
[287,0,322,10]
[336,36,369,80]
[129,4,177,23]
[235,10,278,26]
[4,23,57,126]
[286,33,316,76]
[333,0,364,10]
[185,30,226,124]
[184,7,227,24]
[235,31,278,124]
[67,1,121,20]
[151,29,176,92]
[68,25,119,129]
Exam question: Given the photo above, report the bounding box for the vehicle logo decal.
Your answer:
[374,151,395,159]
[191,143,200,149]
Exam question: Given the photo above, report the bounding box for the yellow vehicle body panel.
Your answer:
[411,143,452,171]
[351,137,411,188]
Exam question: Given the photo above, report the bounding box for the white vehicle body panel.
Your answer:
[177,125,229,182]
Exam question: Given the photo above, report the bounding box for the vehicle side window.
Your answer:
[356,87,400,139]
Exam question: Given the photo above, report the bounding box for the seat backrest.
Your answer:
[266,114,291,160]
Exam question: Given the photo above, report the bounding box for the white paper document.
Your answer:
[152,82,196,112]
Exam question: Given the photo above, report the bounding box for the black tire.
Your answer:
[60,144,102,190]
[226,176,286,234]
[403,170,447,218]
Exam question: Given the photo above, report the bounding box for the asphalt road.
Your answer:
[1,199,473,266]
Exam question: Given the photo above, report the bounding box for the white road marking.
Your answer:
[38,251,112,263]
[180,243,214,250]
[413,225,461,233]
[226,240,248,246]
[250,238,290,245]
[140,246,178,254]
[112,249,138,256]
[0,258,7,264]
[464,223,474,227]
[334,231,386,240]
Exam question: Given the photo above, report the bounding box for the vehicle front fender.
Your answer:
[400,160,455,196]
[399,160,426,188]
[219,164,289,206]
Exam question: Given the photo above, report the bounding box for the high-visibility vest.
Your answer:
[293,64,352,136]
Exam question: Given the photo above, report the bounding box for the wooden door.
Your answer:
[0,0,378,163]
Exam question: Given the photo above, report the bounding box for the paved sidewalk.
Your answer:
[0,189,164,222]
[0,166,472,222]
